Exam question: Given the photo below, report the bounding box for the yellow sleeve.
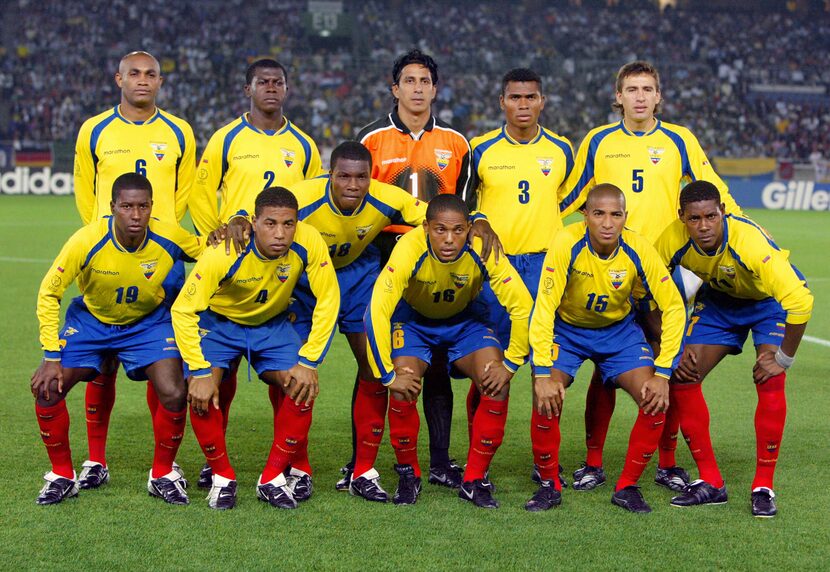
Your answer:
[654,221,686,269]
[170,250,232,375]
[175,121,197,223]
[73,121,96,225]
[189,132,224,235]
[683,130,743,216]
[484,250,533,370]
[528,237,572,375]
[556,138,581,216]
[306,141,323,179]
[365,239,416,385]
[391,185,428,226]
[560,134,594,216]
[297,228,340,368]
[166,223,206,261]
[747,236,814,325]
[36,228,90,357]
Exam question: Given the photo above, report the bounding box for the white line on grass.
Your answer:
[803,335,830,348]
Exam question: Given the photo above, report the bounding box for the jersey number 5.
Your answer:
[632,169,644,193]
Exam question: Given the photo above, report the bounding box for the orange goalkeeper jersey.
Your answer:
[357,109,471,233]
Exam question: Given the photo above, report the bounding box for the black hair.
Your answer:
[330,141,372,170]
[426,194,468,221]
[112,172,153,202]
[246,58,288,85]
[502,68,542,95]
[392,49,438,85]
[679,181,721,212]
[255,186,298,216]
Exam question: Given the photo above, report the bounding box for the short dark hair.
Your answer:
[392,49,438,85]
[112,172,153,202]
[426,194,468,221]
[255,186,298,216]
[246,58,288,85]
[585,183,625,210]
[679,181,721,212]
[612,60,662,115]
[502,68,542,95]
[330,141,372,171]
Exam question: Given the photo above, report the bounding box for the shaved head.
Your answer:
[119,51,160,75]
[585,183,626,210]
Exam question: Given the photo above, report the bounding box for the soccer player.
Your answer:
[355,49,476,488]
[365,194,533,508]
[186,57,323,489]
[563,61,743,492]
[72,50,197,489]
[171,187,339,510]
[655,181,813,517]
[468,67,577,485]
[527,184,685,513]
[31,173,202,505]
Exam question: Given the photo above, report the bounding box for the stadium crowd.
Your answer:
[2,0,829,161]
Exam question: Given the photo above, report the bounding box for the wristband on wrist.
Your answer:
[774,348,794,369]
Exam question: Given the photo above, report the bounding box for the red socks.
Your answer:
[388,397,421,476]
[466,381,479,445]
[753,372,787,490]
[85,371,117,465]
[352,379,388,478]
[674,383,723,487]
[465,396,509,481]
[585,378,615,467]
[261,398,314,483]
[151,406,186,478]
[219,367,238,433]
[36,401,74,479]
[145,381,159,419]
[616,409,665,491]
[657,395,680,469]
[190,404,235,480]
[530,408,562,490]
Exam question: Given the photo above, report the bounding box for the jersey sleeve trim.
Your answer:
[619,238,652,297]
[157,112,187,154]
[471,130,505,172]
[561,124,621,212]
[657,124,693,181]
[147,230,191,263]
[289,241,309,267]
[89,109,119,167]
[221,120,247,187]
[285,120,314,177]
[540,130,575,180]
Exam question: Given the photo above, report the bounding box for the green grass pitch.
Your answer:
[1,196,828,570]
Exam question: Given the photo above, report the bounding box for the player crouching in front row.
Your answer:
[171,187,339,510]
[527,184,686,513]
[32,173,203,505]
[365,194,533,508]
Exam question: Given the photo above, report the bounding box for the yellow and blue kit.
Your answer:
[189,114,322,234]
[365,230,533,386]
[171,221,339,377]
[655,214,813,351]
[529,222,685,381]
[564,119,742,243]
[289,176,428,338]
[74,106,196,225]
[36,217,203,378]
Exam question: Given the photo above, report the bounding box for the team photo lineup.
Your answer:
[28,35,816,523]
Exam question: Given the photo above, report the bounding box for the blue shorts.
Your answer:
[291,247,379,340]
[197,309,301,375]
[479,252,544,350]
[550,314,656,386]
[59,297,180,381]
[686,286,786,354]
[390,304,503,377]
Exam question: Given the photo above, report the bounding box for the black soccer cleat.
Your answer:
[206,477,237,510]
[349,468,389,503]
[197,463,213,489]
[257,474,298,509]
[525,480,562,512]
[147,472,190,506]
[612,485,652,514]
[572,463,606,491]
[335,462,354,492]
[655,466,691,492]
[36,472,79,505]
[532,464,568,489]
[78,461,109,490]
[286,468,313,502]
[428,460,463,489]
[670,480,728,508]
[751,488,777,518]
[393,464,422,505]
[459,479,500,509]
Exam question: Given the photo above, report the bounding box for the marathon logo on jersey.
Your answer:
[276,263,291,283]
[434,149,452,171]
[648,146,665,165]
[356,224,373,240]
[451,272,469,289]
[609,269,627,289]
[140,259,158,280]
[537,157,553,176]
[150,142,167,162]
[718,265,736,278]
[281,148,296,168]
